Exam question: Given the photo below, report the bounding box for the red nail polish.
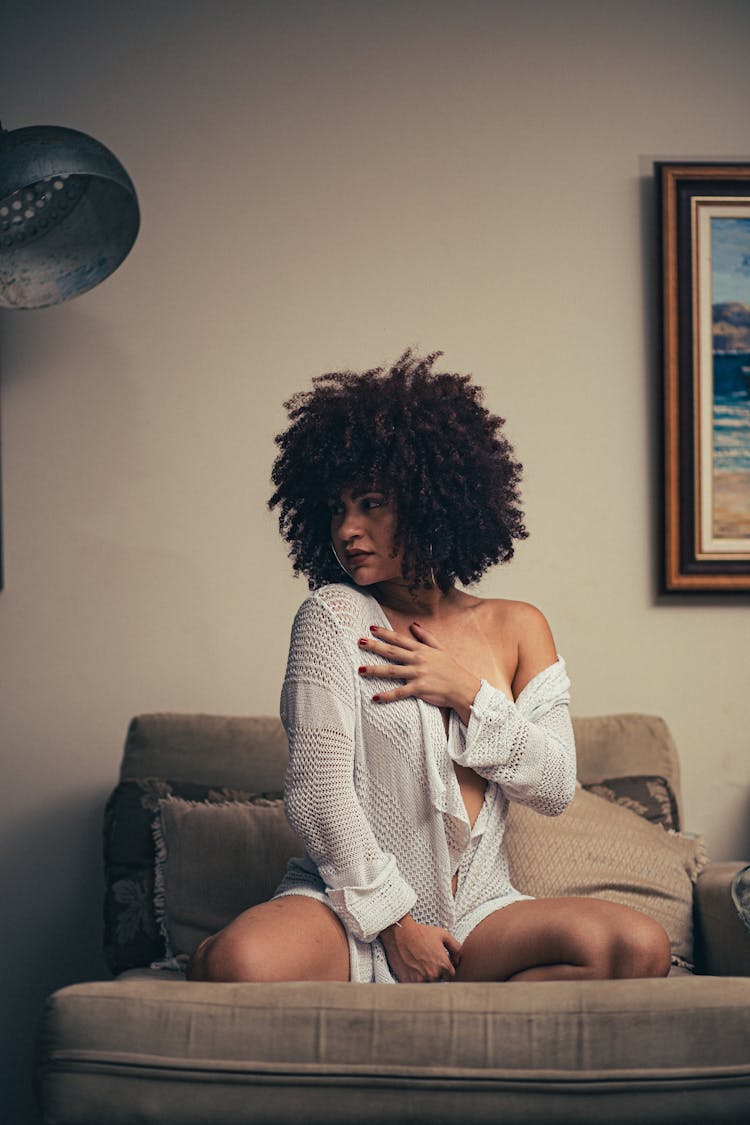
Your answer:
[412,621,422,627]
[358,638,367,646]
[358,666,366,674]
[372,694,381,702]
[370,625,379,632]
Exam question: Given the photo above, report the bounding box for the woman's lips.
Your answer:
[346,551,372,566]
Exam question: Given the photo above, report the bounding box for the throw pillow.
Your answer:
[505,785,707,968]
[153,796,304,962]
[732,864,750,934]
[103,778,283,974]
[582,775,680,831]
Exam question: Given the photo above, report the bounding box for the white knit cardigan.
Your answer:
[274,583,576,983]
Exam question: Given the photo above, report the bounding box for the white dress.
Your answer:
[273,583,576,983]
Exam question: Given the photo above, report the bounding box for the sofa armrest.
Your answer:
[694,861,750,975]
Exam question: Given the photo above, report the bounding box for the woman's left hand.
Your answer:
[358,623,481,723]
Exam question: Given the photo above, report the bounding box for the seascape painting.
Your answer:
[659,162,750,591]
[710,216,750,544]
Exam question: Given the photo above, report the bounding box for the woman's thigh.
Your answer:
[187,894,350,983]
[455,897,671,982]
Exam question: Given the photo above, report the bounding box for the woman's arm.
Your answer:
[451,675,575,816]
[449,603,575,816]
[281,595,417,943]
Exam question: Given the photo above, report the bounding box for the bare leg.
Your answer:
[187,895,350,983]
[455,897,671,983]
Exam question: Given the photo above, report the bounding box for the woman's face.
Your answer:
[329,488,404,585]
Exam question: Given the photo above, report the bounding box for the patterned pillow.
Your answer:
[733,864,750,934]
[582,775,680,831]
[103,778,282,974]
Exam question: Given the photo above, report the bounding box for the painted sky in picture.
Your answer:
[711,217,750,303]
[711,214,750,536]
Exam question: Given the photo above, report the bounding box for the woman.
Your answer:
[188,350,671,985]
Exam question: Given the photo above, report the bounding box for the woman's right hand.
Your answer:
[380,915,462,982]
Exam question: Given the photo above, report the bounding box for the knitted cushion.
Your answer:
[153,796,303,964]
[505,785,707,968]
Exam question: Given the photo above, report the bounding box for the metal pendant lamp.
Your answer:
[0,123,140,308]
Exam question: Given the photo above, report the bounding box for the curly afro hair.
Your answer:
[268,349,528,590]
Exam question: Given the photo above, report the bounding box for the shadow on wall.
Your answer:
[1,786,111,1125]
[0,302,141,553]
[637,169,664,604]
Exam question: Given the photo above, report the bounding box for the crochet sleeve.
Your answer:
[449,662,576,816]
[280,595,417,942]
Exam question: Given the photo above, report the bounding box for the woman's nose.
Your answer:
[337,505,363,541]
[339,517,359,542]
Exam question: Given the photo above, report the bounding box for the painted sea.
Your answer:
[714,354,750,472]
[713,352,750,539]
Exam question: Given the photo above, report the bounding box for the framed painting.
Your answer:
[658,162,750,592]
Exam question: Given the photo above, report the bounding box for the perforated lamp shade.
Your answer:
[0,124,139,308]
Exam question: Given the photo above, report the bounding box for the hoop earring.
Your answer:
[330,540,351,577]
[427,543,436,587]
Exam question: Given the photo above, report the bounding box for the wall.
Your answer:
[1,2,749,1120]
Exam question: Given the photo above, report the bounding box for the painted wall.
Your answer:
[1,2,749,1120]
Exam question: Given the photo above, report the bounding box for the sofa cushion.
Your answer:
[120,712,685,812]
[35,976,750,1124]
[505,784,707,967]
[120,714,289,791]
[153,796,303,962]
[103,779,282,974]
[571,714,682,811]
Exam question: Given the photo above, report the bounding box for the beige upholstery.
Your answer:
[35,712,750,1124]
[695,861,750,976]
[120,710,685,817]
[37,974,750,1124]
[573,714,683,820]
[120,713,289,792]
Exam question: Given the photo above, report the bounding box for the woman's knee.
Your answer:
[186,898,350,983]
[613,915,671,978]
[187,926,280,982]
[558,905,671,980]
[568,913,622,977]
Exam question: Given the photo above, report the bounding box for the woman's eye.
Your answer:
[364,497,384,510]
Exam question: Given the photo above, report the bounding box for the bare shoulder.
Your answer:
[480,598,558,698]
[480,597,552,640]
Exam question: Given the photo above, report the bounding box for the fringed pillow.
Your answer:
[152,796,303,967]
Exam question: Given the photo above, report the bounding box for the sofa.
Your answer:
[35,711,750,1124]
